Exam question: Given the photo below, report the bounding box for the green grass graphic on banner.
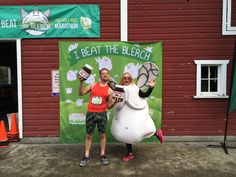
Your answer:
[59,41,162,143]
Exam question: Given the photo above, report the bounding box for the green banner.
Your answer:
[59,41,162,143]
[0,5,100,38]
[228,47,236,114]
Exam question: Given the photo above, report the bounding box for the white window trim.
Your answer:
[194,60,229,99]
[222,0,236,35]
[120,0,128,41]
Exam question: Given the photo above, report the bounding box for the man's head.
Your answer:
[99,68,109,82]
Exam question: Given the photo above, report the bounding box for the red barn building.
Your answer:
[0,0,235,142]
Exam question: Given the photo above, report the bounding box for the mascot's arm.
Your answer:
[114,100,125,110]
[139,80,155,98]
[139,87,153,98]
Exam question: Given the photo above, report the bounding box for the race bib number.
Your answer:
[91,96,102,105]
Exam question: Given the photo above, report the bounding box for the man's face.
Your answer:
[100,69,109,81]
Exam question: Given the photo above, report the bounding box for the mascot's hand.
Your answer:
[113,97,123,103]
[148,80,156,88]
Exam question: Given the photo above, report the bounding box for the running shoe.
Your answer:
[80,156,90,167]
[156,129,164,144]
[100,155,109,165]
[122,153,134,162]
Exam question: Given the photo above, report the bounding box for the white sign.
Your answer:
[51,70,59,96]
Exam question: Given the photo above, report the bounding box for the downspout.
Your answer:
[120,0,128,41]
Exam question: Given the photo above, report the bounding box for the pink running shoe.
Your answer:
[156,129,164,144]
[122,153,134,162]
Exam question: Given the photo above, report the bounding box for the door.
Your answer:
[0,40,18,132]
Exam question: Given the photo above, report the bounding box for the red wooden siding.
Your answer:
[128,0,236,136]
[21,39,59,136]
[232,0,236,26]
[0,0,120,137]
[0,0,235,137]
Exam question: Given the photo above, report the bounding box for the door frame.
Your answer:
[0,39,22,138]
[16,39,23,138]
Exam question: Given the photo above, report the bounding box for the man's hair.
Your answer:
[99,68,109,75]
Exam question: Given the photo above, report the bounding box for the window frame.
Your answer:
[222,0,236,35]
[0,66,12,85]
[194,60,229,98]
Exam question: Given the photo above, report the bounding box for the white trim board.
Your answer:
[0,39,22,138]
[120,0,128,41]
[16,39,23,138]
[222,0,236,35]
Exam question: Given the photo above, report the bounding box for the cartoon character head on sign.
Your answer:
[124,63,142,79]
[95,56,112,70]
[84,74,96,84]
[67,70,78,81]
[21,9,50,36]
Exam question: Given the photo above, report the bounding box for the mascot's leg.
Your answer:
[143,115,164,143]
[122,143,135,162]
[142,115,156,139]
[154,129,164,144]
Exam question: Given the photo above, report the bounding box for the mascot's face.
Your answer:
[123,74,132,86]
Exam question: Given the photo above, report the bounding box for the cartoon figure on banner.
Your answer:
[124,62,142,79]
[85,74,96,85]
[95,56,112,70]
[76,98,84,107]
[109,62,164,162]
[67,70,78,81]
[66,88,73,94]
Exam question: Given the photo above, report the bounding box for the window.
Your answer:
[222,0,236,35]
[0,66,11,85]
[194,60,229,98]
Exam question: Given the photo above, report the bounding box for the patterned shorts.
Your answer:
[86,112,107,134]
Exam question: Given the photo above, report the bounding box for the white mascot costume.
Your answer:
[111,62,159,144]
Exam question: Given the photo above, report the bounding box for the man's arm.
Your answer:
[78,79,93,96]
[107,88,120,109]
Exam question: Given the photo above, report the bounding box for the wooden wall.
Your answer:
[128,0,236,135]
[0,0,120,136]
[0,0,235,137]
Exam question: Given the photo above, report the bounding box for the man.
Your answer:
[78,68,117,167]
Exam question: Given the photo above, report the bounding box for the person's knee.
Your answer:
[100,133,106,139]
[86,134,93,140]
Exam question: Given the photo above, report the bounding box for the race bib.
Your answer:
[91,96,102,105]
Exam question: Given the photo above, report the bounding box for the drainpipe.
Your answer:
[120,0,128,41]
